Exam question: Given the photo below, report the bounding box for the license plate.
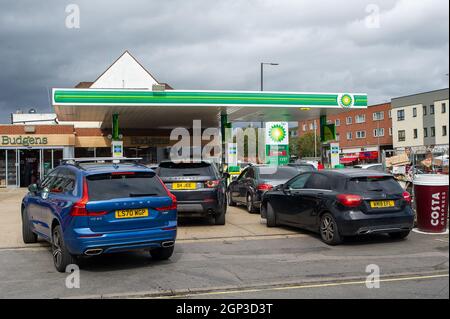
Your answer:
[370,200,395,208]
[172,182,197,190]
[115,208,149,219]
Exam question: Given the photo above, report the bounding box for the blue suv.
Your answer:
[21,159,177,272]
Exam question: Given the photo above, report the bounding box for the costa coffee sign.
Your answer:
[431,191,447,228]
[414,175,449,233]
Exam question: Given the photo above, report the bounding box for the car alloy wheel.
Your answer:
[52,229,63,268]
[320,215,335,242]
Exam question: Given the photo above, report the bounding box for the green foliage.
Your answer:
[297,132,322,158]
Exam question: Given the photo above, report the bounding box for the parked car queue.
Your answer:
[21,158,414,272]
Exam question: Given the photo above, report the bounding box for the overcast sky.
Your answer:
[0,0,448,122]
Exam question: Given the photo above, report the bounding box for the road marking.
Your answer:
[157,273,449,298]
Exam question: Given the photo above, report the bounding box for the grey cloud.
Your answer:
[0,0,448,121]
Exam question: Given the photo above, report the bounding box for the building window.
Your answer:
[346,116,352,125]
[413,107,417,117]
[397,109,405,121]
[373,111,384,121]
[442,103,447,114]
[373,128,384,137]
[389,128,392,136]
[355,114,366,123]
[335,119,340,127]
[443,125,448,136]
[347,132,353,140]
[336,133,340,141]
[302,124,306,132]
[388,110,392,118]
[423,105,427,116]
[424,128,428,138]
[413,129,418,139]
[398,130,406,142]
[430,105,435,115]
[356,131,366,139]
[431,127,435,137]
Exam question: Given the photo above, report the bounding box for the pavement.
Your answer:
[0,188,448,299]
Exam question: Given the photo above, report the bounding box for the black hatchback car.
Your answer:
[156,161,227,225]
[261,169,414,245]
[227,165,300,213]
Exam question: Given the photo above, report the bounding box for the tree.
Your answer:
[297,132,322,158]
[289,136,300,158]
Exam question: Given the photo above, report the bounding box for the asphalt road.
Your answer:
[0,230,448,299]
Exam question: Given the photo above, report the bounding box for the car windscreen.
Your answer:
[346,176,404,194]
[157,162,216,177]
[86,172,167,201]
[258,167,299,180]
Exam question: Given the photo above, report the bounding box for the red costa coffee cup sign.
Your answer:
[414,174,449,233]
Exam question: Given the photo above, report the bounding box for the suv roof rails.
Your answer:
[62,157,143,166]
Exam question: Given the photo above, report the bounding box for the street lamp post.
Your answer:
[260,62,279,92]
[260,62,279,129]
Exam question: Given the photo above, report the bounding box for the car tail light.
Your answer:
[205,180,220,188]
[257,184,273,191]
[70,178,107,216]
[402,191,412,204]
[337,194,362,207]
[157,176,178,211]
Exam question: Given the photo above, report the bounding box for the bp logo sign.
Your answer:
[265,122,289,145]
[338,93,354,108]
[269,124,287,143]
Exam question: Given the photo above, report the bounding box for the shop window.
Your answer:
[75,147,95,158]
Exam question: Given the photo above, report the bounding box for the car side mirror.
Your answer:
[282,184,292,194]
[28,183,39,194]
[274,184,284,191]
[223,172,230,179]
[40,187,50,200]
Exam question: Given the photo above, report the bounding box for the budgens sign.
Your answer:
[1,135,49,147]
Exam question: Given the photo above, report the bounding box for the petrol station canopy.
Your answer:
[51,51,367,129]
[52,88,368,129]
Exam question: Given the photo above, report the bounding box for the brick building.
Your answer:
[297,103,393,165]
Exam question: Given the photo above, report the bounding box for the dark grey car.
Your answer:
[227,165,299,213]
